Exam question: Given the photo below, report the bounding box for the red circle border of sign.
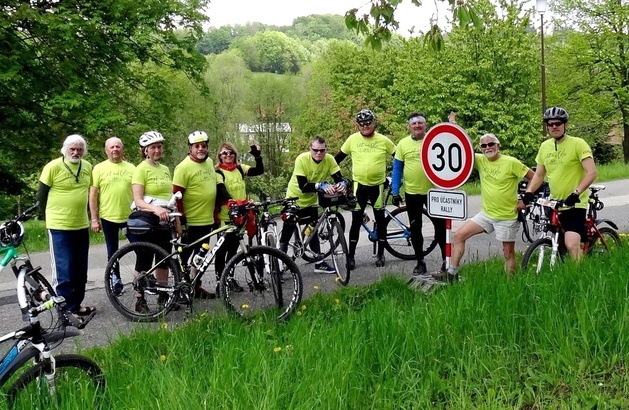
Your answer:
[421,123,474,189]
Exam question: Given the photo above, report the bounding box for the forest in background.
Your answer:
[1,0,627,217]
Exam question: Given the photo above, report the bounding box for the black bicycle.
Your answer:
[105,199,303,322]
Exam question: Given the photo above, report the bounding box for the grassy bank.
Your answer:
[45,249,629,409]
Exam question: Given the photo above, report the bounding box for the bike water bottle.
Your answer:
[303,223,315,237]
[192,243,210,268]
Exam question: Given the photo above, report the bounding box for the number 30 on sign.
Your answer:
[421,123,474,190]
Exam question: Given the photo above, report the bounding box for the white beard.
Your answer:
[66,156,81,163]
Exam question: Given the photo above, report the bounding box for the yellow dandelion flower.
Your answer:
[161,323,168,330]
[285,344,293,350]
[313,285,319,290]
[273,347,282,353]
[241,304,250,310]
[334,298,340,304]
[296,310,302,316]
[301,305,307,310]
[335,277,340,282]
[160,355,167,362]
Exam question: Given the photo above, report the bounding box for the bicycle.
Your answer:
[281,192,351,285]
[363,177,439,259]
[0,203,61,329]
[517,178,550,243]
[105,199,303,322]
[521,185,622,273]
[0,209,105,407]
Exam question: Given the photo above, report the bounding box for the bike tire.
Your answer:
[383,207,437,260]
[329,220,350,286]
[6,354,106,408]
[105,241,181,322]
[586,226,622,256]
[521,237,565,274]
[220,246,303,321]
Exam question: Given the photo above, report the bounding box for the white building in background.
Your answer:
[238,123,292,153]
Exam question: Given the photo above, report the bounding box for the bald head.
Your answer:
[105,137,124,163]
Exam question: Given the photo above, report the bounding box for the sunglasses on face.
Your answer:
[310,147,326,153]
[220,150,234,156]
[547,121,564,128]
[480,142,497,148]
[358,122,373,127]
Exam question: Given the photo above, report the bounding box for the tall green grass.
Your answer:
[48,250,629,409]
[19,220,117,253]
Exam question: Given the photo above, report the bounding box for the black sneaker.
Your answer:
[413,261,427,275]
[432,270,459,283]
[113,282,124,297]
[227,277,244,292]
[375,255,386,267]
[135,298,149,314]
[348,256,356,271]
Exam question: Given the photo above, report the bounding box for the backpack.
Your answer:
[126,210,169,236]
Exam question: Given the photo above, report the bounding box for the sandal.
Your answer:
[73,306,97,316]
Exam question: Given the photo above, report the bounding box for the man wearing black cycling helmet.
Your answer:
[523,106,597,261]
[335,109,396,270]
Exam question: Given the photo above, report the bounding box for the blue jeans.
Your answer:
[101,219,127,285]
[48,228,89,312]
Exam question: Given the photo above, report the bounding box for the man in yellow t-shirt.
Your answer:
[173,131,229,299]
[89,137,135,296]
[435,133,533,282]
[335,109,396,270]
[281,136,347,274]
[391,112,447,277]
[37,134,95,318]
[523,106,597,261]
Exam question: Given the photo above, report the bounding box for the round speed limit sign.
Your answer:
[421,123,474,189]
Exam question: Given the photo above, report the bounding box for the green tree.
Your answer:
[231,31,309,74]
[197,26,235,55]
[552,0,629,162]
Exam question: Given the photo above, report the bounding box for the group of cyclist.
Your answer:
[35,105,596,318]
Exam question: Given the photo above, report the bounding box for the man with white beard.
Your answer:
[433,133,534,282]
[38,134,95,319]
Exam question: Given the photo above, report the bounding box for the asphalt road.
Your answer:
[1,179,627,352]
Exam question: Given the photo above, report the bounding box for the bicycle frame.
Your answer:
[290,207,337,260]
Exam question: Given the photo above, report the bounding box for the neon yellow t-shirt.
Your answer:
[39,157,92,230]
[173,156,218,226]
[217,164,251,222]
[132,161,172,201]
[535,135,593,209]
[475,153,529,220]
[286,152,341,208]
[92,160,135,223]
[394,135,433,195]
[341,132,396,186]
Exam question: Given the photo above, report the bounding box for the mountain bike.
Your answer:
[363,177,439,259]
[521,185,622,273]
[518,178,550,243]
[281,193,351,285]
[0,218,104,407]
[105,199,303,322]
[0,203,61,329]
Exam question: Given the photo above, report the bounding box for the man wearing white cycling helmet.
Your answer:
[172,131,229,299]
[523,106,597,261]
[131,131,179,313]
[38,134,95,318]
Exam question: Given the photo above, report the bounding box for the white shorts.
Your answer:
[471,211,519,242]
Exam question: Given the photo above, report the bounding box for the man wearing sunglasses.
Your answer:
[435,133,534,282]
[281,136,347,274]
[391,112,447,278]
[522,106,597,262]
[335,109,396,270]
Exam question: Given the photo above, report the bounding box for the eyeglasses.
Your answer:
[220,150,234,156]
[547,121,564,128]
[310,147,326,153]
[358,122,373,127]
[480,142,497,148]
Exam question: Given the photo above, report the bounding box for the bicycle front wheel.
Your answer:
[521,237,564,274]
[220,246,302,321]
[383,207,437,260]
[586,226,622,256]
[329,220,350,286]
[7,354,106,408]
[105,241,181,322]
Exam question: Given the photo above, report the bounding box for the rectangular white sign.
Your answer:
[427,189,467,220]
